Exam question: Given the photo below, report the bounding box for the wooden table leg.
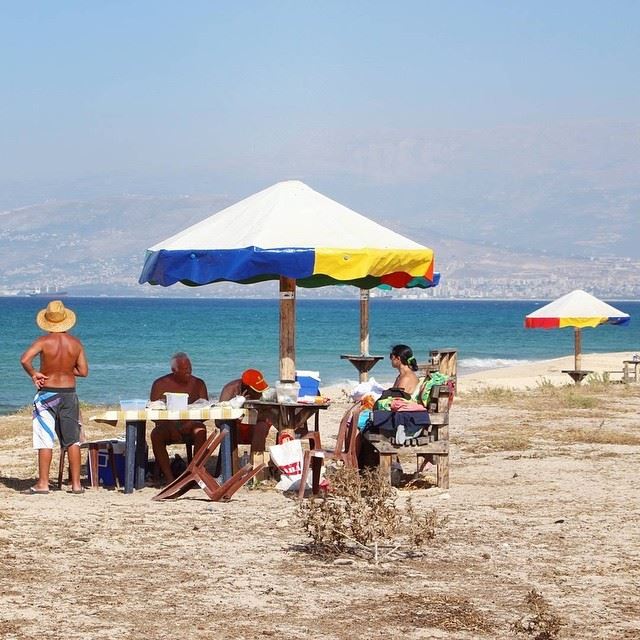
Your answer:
[88,444,99,488]
[251,450,269,481]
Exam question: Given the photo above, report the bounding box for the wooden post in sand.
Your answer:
[360,289,370,381]
[574,327,582,371]
[279,277,296,382]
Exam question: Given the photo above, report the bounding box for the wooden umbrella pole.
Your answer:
[574,326,582,371]
[359,289,370,383]
[279,277,296,382]
[360,289,370,356]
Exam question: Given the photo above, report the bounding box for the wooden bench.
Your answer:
[363,384,452,489]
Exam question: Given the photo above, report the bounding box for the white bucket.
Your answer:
[164,392,188,410]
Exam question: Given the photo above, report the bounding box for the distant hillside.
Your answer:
[0,193,638,299]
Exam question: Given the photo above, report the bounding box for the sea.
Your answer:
[2,296,638,414]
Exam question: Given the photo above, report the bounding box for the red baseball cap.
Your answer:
[241,369,268,392]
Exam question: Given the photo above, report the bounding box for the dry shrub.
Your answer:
[385,592,494,633]
[552,427,640,446]
[479,434,532,453]
[297,465,443,563]
[512,589,562,640]
[460,386,516,404]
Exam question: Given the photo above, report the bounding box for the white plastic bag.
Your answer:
[349,377,385,402]
[269,438,315,492]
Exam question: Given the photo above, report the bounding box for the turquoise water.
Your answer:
[3,297,638,413]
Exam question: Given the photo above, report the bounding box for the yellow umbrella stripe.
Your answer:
[314,248,434,280]
[558,317,610,329]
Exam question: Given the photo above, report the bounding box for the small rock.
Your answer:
[333,558,355,565]
[275,519,289,528]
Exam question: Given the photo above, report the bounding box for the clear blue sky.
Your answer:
[1,0,638,208]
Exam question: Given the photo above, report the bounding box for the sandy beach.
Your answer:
[457,351,639,392]
[1,353,639,639]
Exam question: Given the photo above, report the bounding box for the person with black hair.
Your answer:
[389,344,420,398]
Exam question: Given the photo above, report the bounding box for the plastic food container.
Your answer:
[164,392,189,410]
[275,381,300,404]
[119,399,148,411]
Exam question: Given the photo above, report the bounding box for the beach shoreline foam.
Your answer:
[320,351,637,398]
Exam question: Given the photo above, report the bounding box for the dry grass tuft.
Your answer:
[552,427,640,446]
[386,592,494,632]
[459,386,516,404]
[479,434,533,452]
[512,588,563,639]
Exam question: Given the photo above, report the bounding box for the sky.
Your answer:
[1,0,639,219]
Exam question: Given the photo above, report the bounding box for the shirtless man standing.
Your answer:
[20,300,89,494]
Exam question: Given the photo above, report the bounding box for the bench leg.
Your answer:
[379,453,393,484]
[436,454,449,489]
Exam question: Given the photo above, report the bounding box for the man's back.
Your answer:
[37,333,86,387]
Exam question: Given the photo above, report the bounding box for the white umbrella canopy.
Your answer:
[140,180,439,380]
[148,180,427,253]
[525,289,630,371]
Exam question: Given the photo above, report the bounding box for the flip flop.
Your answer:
[66,488,85,495]
[21,487,50,495]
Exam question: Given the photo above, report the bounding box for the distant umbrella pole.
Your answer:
[574,327,582,371]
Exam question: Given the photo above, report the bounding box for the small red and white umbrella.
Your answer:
[525,289,630,371]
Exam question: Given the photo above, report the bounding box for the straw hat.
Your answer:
[36,300,76,333]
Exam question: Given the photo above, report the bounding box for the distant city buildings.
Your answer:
[2,252,638,299]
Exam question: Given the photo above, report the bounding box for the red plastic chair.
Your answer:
[297,402,360,498]
[153,429,265,501]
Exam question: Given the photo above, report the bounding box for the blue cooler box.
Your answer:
[88,442,126,487]
[295,370,321,397]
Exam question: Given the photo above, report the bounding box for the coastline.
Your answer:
[321,351,638,398]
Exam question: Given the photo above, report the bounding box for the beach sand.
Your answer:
[457,351,638,392]
[1,354,639,639]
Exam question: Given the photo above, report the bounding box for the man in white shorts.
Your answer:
[20,300,89,494]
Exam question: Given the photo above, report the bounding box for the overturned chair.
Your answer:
[153,429,265,502]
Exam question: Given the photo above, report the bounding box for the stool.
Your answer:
[57,442,119,490]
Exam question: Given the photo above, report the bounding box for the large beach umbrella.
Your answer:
[139,180,439,380]
[525,289,630,371]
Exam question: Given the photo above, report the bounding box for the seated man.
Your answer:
[216,369,273,469]
[150,352,208,483]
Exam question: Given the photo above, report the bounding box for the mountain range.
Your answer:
[0,191,637,298]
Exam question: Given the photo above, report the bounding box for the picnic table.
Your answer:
[91,405,254,494]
